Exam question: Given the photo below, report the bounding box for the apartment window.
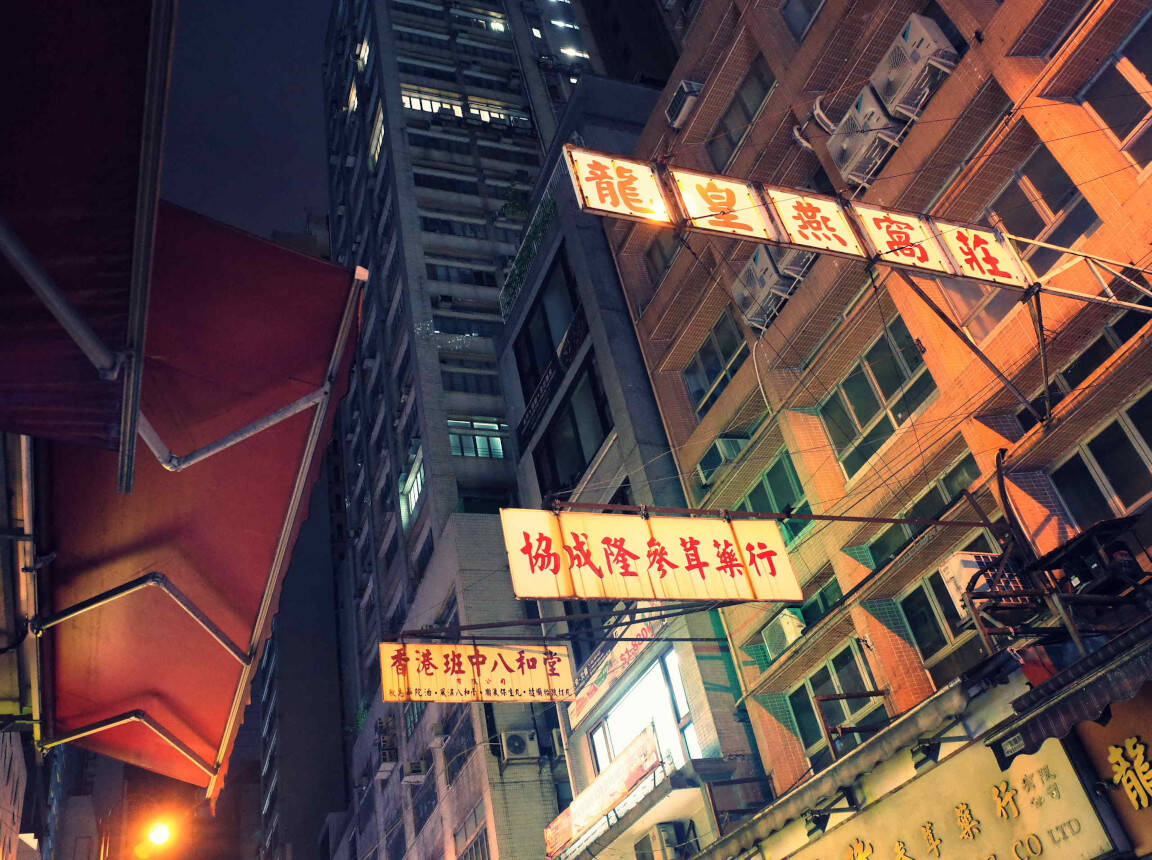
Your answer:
[455,802,489,859]
[938,277,1018,343]
[399,456,425,529]
[448,418,508,458]
[404,701,427,739]
[588,650,701,775]
[707,55,775,170]
[781,0,824,41]
[1015,299,1150,431]
[413,171,479,195]
[356,37,371,71]
[369,103,386,170]
[443,711,477,783]
[1081,15,1152,168]
[735,449,812,543]
[386,824,406,860]
[398,58,458,83]
[899,571,968,661]
[426,264,497,286]
[347,82,359,112]
[1051,388,1152,527]
[534,357,613,499]
[800,578,843,627]
[402,86,465,116]
[394,26,452,48]
[787,642,885,773]
[988,142,1100,277]
[441,358,501,395]
[644,230,680,283]
[865,452,980,569]
[514,250,578,399]
[411,767,438,833]
[683,308,749,418]
[478,144,538,165]
[818,317,936,479]
[420,213,486,237]
[432,314,503,338]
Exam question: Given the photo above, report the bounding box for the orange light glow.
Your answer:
[147,823,171,846]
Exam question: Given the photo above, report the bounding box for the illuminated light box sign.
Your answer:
[500,508,802,602]
[379,641,575,703]
[563,144,1033,288]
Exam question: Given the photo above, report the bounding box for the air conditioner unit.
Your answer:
[550,728,565,757]
[377,745,399,780]
[641,821,699,860]
[500,730,540,761]
[870,13,959,120]
[938,552,1025,615]
[695,435,749,486]
[829,85,902,187]
[773,247,816,279]
[665,80,704,129]
[731,247,801,328]
[401,761,428,784]
[762,608,806,661]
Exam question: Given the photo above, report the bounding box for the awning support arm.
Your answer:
[0,219,124,380]
[1024,286,1052,424]
[30,571,250,666]
[894,270,1045,424]
[40,709,216,778]
[137,384,330,472]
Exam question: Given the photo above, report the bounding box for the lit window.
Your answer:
[531,27,543,38]
[368,103,385,170]
[569,76,578,83]
[1081,16,1152,169]
[356,37,370,71]
[551,19,579,29]
[818,316,936,479]
[399,453,426,529]
[447,418,509,459]
[560,47,589,58]
[347,82,358,112]
[489,19,505,31]
[401,87,464,117]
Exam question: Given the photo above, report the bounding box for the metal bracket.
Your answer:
[30,571,250,666]
[39,709,217,778]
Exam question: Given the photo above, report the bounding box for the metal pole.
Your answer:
[893,270,1044,424]
[0,219,123,380]
[1026,288,1052,423]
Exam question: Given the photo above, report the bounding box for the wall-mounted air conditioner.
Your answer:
[762,608,807,661]
[870,13,959,120]
[731,246,799,328]
[829,85,902,186]
[500,730,540,761]
[665,80,704,129]
[401,761,427,784]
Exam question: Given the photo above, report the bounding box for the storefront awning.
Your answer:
[38,203,359,800]
[986,615,1152,769]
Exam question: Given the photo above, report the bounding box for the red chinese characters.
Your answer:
[790,198,849,248]
[694,180,753,232]
[582,160,653,214]
[935,222,1027,286]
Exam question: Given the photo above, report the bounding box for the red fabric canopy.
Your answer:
[46,203,357,798]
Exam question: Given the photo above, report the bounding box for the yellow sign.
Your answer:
[564,147,672,224]
[764,739,1112,860]
[500,508,803,602]
[560,144,1038,287]
[379,641,575,702]
[668,167,780,242]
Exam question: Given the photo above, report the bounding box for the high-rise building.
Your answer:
[320,1,606,857]
[588,0,1152,857]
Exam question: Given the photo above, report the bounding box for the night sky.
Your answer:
[162,0,331,237]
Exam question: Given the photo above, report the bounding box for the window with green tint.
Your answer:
[819,317,936,478]
[787,642,881,771]
[1082,16,1152,167]
[707,55,776,170]
[683,308,749,418]
[788,687,822,748]
[901,586,948,659]
[740,449,812,543]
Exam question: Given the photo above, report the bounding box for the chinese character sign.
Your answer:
[852,203,954,274]
[500,508,803,602]
[379,641,575,703]
[762,187,865,257]
[934,220,1030,287]
[564,146,672,223]
[668,168,781,242]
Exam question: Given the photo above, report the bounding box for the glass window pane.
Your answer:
[992,182,1047,239]
[846,415,895,476]
[1110,307,1150,344]
[967,288,1017,342]
[682,722,703,758]
[713,312,744,363]
[941,453,980,500]
[1125,389,1152,451]
[820,394,856,453]
[1127,122,1152,167]
[684,359,709,406]
[928,571,966,635]
[1061,336,1116,389]
[1021,146,1076,213]
[1085,64,1145,141]
[939,277,987,322]
[746,482,772,512]
[841,369,881,426]
[888,317,923,373]
[789,687,824,748]
[698,338,725,383]
[663,650,691,720]
[810,667,846,725]
[831,647,868,703]
[865,336,904,400]
[591,725,612,771]
[781,0,818,40]
[1052,454,1114,527]
[893,371,936,423]
[1088,421,1152,508]
[901,586,948,659]
[869,524,907,569]
[765,456,799,509]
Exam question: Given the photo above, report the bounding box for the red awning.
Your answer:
[42,203,358,799]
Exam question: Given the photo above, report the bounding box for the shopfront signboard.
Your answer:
[379,641,575,703]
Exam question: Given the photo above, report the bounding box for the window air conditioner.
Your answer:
[762,608,807,661]
[401,761,428,784]
[870,13,959,120]
[731,246,802,328]
[665,80,704,130]
[829,85,902,187]
[500,730,540,761]
[938,552,1024,615]
[695,435,749,486]
[429,721,449,749]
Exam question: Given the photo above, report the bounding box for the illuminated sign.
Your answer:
[500,508,803,603]
[568,613,662,728]
[758,739,1112,860]
[379,641,575,702]
[564,147,672,224]
[561,144,1035,287]
[545,726,662,858]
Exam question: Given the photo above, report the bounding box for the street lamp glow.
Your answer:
[147,823,171,846]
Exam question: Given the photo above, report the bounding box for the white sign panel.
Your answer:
[564,145,672,224]
[668,167,781,242]
[934,220,1032,287]
[852,203,955,274]
[762,187,865,257]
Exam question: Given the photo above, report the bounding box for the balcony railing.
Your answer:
[516,304,588,447]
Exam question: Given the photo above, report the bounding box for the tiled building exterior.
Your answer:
[594,0,1152,855]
